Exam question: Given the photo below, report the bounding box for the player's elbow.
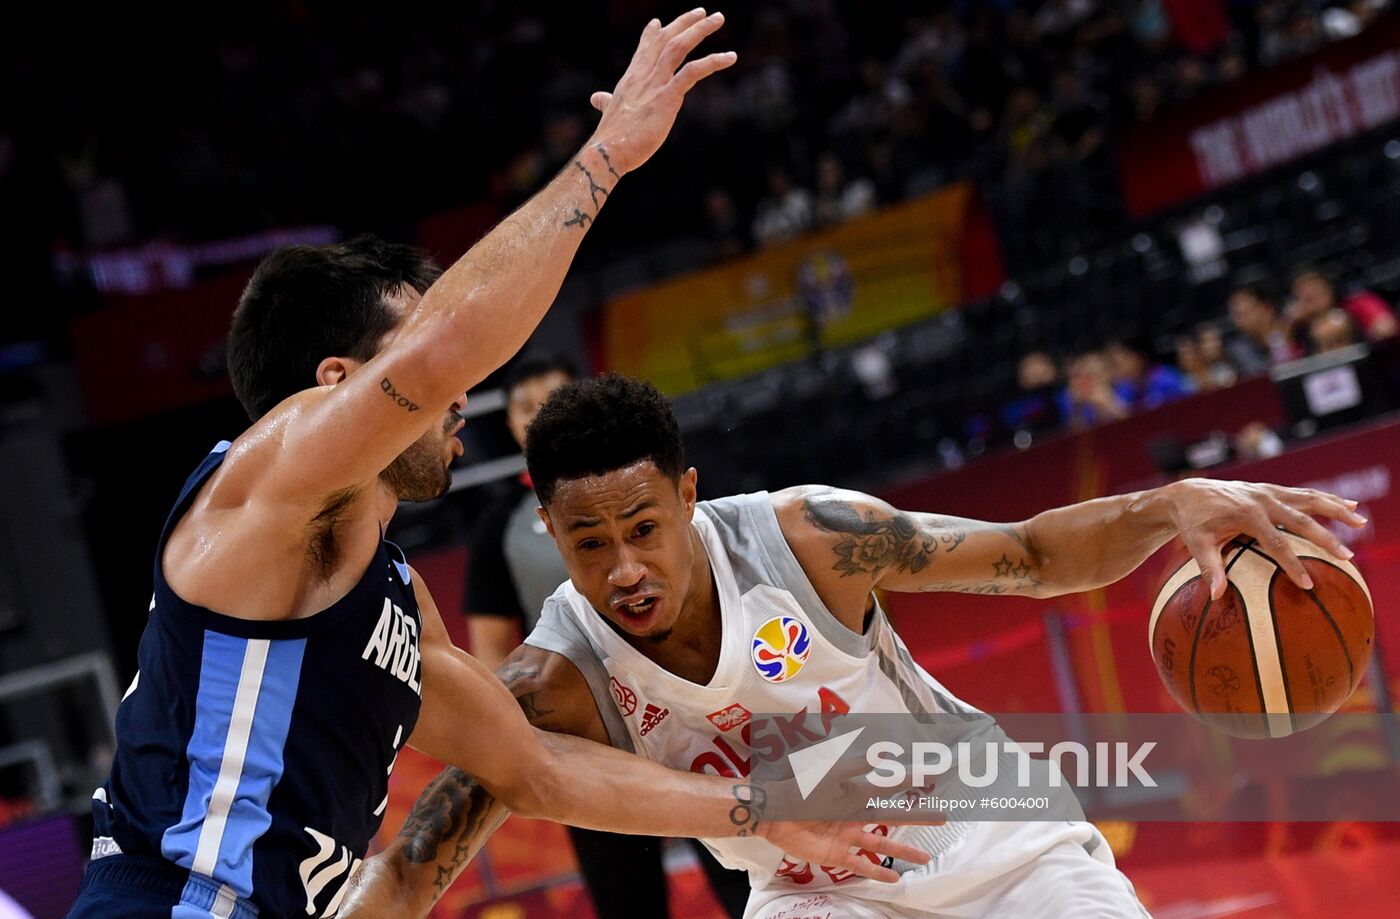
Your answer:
[483,741,564,821]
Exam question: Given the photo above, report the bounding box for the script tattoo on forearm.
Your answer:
[398,768,505,894]
[562,144,617,230]
[380,377,420,412]
[916,527,1041,594]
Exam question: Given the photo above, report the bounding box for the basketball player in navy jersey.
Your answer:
[344,376,1365,918]
[66,12,932,919]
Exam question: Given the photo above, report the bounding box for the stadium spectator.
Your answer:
[1288,267,1399,348]
[1227,280,1296,374]
[703,186,746,262]
[1194,323,1239,388]
[1060,350,1131,429]
[751,165,815,247]
[1310,308,1361,353]
[1001,350,1065,432]
[813,152,876,228]
[1176,333,1236,393]
[1105,338,1192,411]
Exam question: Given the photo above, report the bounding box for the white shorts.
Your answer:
[743,823,1150,919]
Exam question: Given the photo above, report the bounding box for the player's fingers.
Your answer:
[1183,531,1228,600]
[660,11,726,74]
[1267,499,1354,560]
[857,831,931,866]
[1281,488,1368,529]
[836,851,900,883]
[671,50,738,93]
[590,91,612,112]
[625,18,663,68]
[659,7,709,42]
[1244,514,1313,591]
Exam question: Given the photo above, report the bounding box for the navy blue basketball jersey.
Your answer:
[85,442,424,918]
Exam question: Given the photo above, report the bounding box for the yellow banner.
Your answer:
[603,182,973,394]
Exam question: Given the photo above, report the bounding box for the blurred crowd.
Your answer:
[1002,263,1398,454]
[2,0,1394,339]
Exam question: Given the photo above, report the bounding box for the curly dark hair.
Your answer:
[524,374,685,505]
[228,234,441,420]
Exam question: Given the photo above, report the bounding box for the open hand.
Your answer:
[589,9,737,176]
[1165,478,1367,599]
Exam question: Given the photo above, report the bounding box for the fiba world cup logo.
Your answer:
[751,616,812,683]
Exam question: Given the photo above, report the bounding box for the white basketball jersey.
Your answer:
[526,492,1098,902]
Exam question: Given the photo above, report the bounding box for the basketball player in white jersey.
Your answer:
[344,375,1364,918]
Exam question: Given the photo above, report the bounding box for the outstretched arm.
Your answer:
[340,645,600,918]
[252,9,739,502]
[776,478,1366,626]
[369,574,929,918]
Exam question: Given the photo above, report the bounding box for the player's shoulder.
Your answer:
[496,642,605,739]
[202,387,343,509]
[770,484,879,537]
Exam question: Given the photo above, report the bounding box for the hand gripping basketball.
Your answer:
[587,9,737,176]
[1161,478,1367,600]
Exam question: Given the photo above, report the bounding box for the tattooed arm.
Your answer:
[338,769,507,918]
[774,480,1366,627]
[338,646,600,918]
[342,642,929,917]
[242,9,735,503]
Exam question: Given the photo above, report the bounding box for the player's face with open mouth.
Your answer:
[543,461,699,641]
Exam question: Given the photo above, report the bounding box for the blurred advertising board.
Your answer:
[601,182,996,395]
[1117,14,1400,217]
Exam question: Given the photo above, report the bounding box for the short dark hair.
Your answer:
[227,234,442,420]
[524,374,685,506]
[1231,278,1279,309]
[503,353,580,395]
[1290,263,1333,288]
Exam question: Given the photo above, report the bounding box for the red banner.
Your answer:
[1116,14,1400,217]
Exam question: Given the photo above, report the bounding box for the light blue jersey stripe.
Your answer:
[162,631,306,902]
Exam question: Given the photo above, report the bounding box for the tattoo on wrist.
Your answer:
[595,143,621,180]
[729,783,767,836]
[381,377,420,412]
[573,159,611,210]
[561,146,618,230]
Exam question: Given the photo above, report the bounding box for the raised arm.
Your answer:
[776,478,1366,626]
[257,10,739,500]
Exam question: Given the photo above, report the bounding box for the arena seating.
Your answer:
[676,126,1400,500]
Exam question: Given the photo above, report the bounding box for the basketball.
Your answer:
[1150,531,1374,739]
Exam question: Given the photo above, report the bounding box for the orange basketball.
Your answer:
[1149,531,1374,738]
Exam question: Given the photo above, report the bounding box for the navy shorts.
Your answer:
[67,855,259,919]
